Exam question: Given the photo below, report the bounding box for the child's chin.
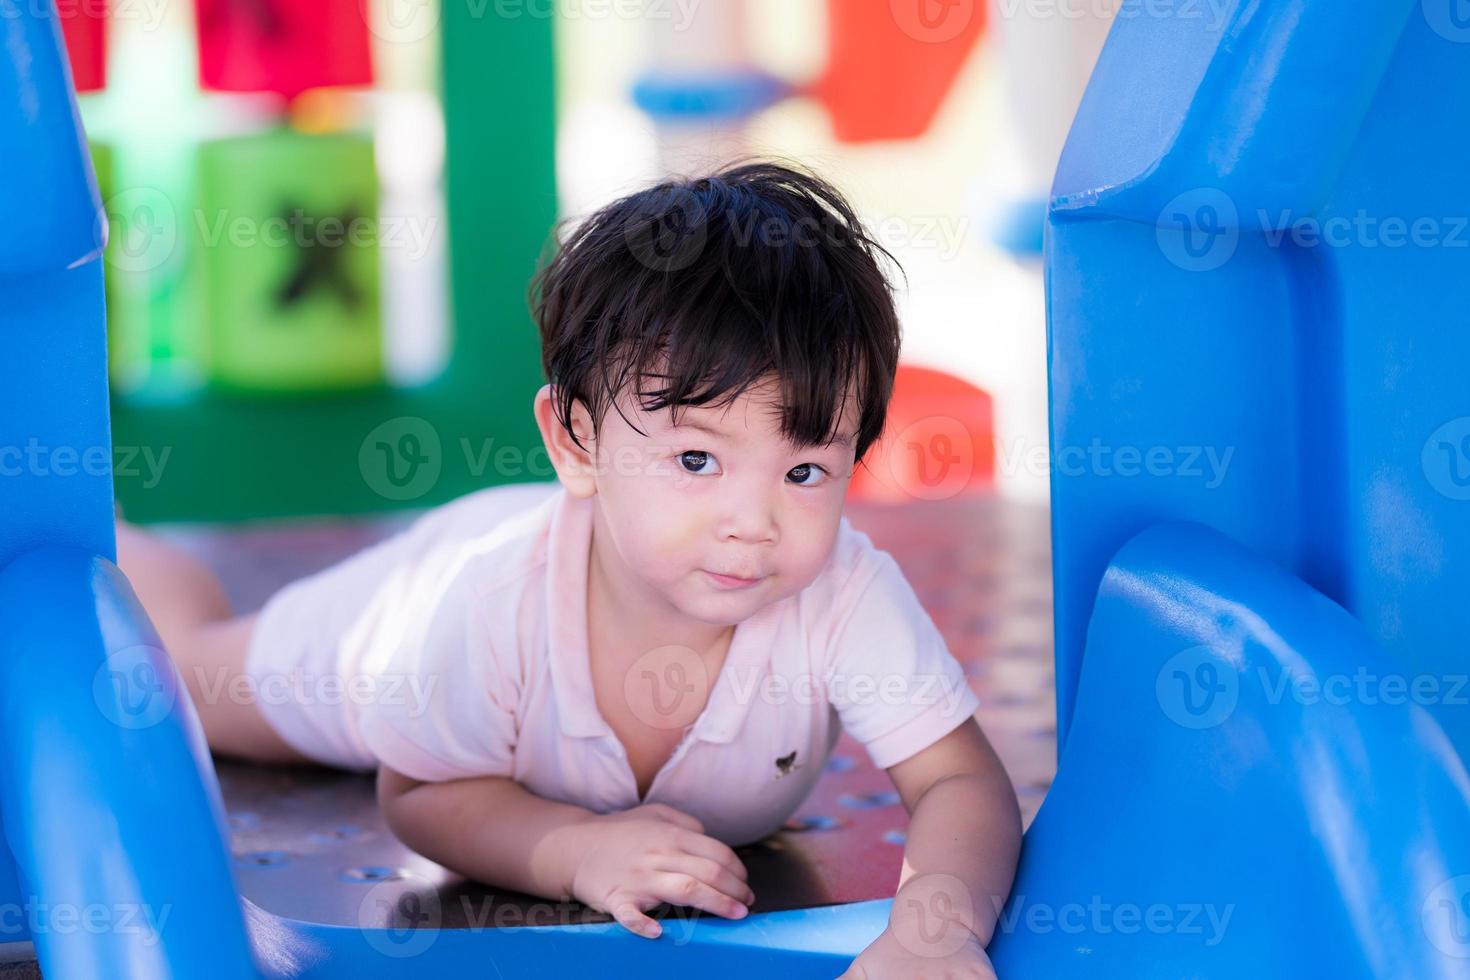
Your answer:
[704,592,775,625]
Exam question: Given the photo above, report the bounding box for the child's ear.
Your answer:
[534,384,598,498]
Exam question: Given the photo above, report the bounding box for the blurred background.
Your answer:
[73,0,1116,521]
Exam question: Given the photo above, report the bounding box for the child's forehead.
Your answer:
[616,385,859,450]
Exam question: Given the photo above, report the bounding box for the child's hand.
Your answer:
[568,802,754,938]
[837,922,997,980]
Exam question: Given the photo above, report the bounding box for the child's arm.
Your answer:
[377,765,755,937]
[840,718,1021,978]
[377,764,595,900]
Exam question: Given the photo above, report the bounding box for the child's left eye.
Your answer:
[787,463,827,486]
[677,450,720,475]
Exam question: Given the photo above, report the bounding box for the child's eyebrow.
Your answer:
[670,418,729,440]
[671,417,856,452]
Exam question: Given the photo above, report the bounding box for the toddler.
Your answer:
[118,161,1020,977]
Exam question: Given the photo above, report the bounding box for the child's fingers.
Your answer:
[651,871,751,920]
[673,829,751,884]
[609,897,664,939]
[657,853,754,907]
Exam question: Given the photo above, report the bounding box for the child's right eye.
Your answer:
[677,451,721,476]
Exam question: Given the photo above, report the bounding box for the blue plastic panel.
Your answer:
[990,522,1470,977]
[1046,0,1470,754]
[0,550,257,978]
[0,0,104,273]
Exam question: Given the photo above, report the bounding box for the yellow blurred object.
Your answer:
[288,89,363,135]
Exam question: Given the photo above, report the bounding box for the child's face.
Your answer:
[589,375,859,627]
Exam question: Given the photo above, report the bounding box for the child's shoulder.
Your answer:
[797,514,904,617]
[411,482,564,604]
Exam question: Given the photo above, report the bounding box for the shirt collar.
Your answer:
[545,488,781,743]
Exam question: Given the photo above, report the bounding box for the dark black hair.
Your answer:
[528,159,904,464]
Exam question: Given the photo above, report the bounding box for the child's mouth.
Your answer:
[703,570,766,590]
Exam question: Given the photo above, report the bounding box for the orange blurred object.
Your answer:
[812,0,986,142]
[848,364,995,504]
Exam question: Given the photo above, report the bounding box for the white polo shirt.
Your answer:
[246,481,980,846]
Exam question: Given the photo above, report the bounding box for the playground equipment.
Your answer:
[63,0,554,523]
[1012,0,1470,973]
[632,0,987,143]
[847,365,996,504]
[6,0,1470,976]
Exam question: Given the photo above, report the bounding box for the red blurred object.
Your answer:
[848,364,995,504]
[812,0,985,143]
[196,0,373,99]
[59,0,108,92]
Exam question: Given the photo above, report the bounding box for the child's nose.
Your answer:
[717,492,780,546]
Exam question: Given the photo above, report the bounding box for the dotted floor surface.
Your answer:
[64,495,1057,941]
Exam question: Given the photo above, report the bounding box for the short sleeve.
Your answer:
[356,573,520,783]
[823,551,981,770]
